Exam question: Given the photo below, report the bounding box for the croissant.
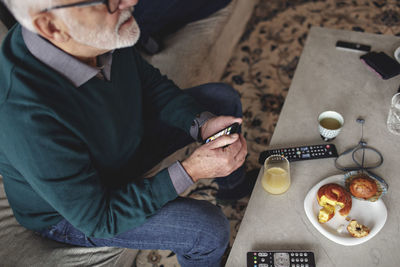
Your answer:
[317,183,352,223]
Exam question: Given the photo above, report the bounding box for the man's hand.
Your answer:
[181,132,247,182]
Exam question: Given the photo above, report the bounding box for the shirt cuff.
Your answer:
[168,161,194,195]
[189,111,216,141]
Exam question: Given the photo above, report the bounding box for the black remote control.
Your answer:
[335,40,371,53]
[248,251,316,267]
[258,144,338,164]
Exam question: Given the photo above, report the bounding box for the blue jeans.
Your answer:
[36,83,243,267]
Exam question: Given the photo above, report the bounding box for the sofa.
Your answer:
[0,0,257,266]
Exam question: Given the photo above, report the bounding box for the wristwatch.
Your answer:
[190,111,216,142]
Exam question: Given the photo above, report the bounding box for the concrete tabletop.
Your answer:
[226,27,400,267]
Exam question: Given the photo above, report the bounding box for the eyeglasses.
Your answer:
[41,0,122,14]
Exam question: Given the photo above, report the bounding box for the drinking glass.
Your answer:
[387,93,400,135]
[262,155,291,194]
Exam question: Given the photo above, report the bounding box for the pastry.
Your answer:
[347,220,370,238]
[344,172,385,202]
[317,183,352,223]
[349,174,378,200]
[318,204,335,223]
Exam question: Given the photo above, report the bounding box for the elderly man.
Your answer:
[0,0,251,266]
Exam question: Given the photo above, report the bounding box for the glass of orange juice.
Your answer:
[262,155,291,194]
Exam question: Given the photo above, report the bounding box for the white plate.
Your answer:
[304,175,387,246]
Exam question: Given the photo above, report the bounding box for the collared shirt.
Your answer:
[21,27,112,87]
[21,27,215,195]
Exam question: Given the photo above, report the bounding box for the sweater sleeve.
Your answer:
[131,49,206,133]
[0,104,178,238]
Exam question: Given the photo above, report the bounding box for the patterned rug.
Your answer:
[136,0,400,266]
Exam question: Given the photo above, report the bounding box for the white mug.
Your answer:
[318,111,344,141]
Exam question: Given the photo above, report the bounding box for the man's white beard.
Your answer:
[60,9,140,50]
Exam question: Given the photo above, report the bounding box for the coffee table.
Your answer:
[226,27,400,267]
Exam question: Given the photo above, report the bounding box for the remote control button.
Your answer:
[261,258,265,262]
[300,258,304,262]
[291,253,294,256]
[291,258,295,262]
[274,253,290,267]
[304,253,308,256]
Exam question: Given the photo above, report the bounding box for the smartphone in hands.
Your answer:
[203,123,240,144]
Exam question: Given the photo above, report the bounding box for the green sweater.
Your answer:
[0,25,204,238]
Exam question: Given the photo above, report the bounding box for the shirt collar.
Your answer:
[21,27,112,87]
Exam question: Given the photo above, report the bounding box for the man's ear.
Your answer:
[31,12,71,43]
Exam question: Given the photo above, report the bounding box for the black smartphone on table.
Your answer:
[360,51,400,80]
[203,123,240,144]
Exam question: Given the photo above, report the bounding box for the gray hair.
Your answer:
[2,0,54,32]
